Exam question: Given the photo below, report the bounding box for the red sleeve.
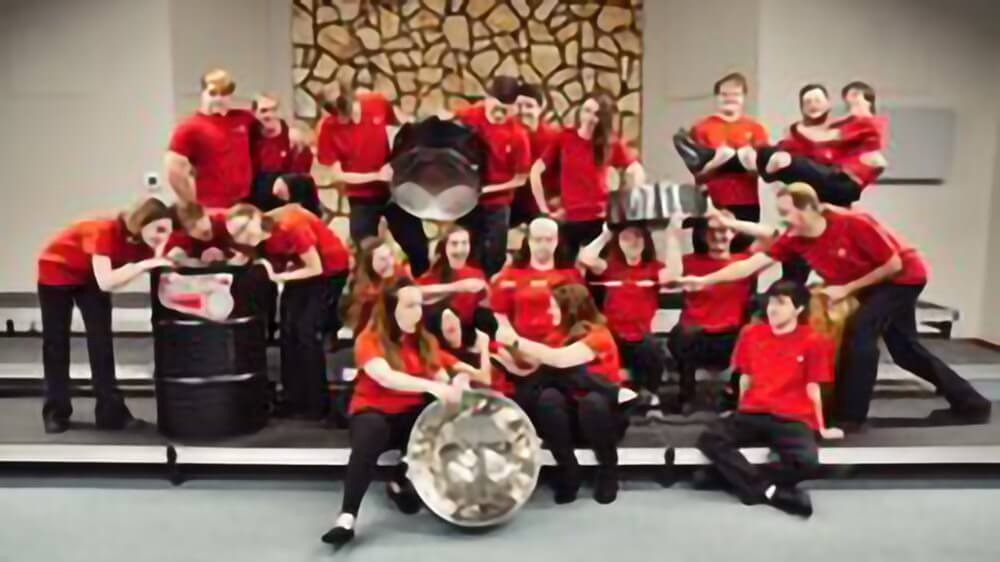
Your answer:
[610,138,637,168]
[489,271,515,315]
[581,327,614,355]
[168,121,199,160]
[510,128,532,175]
[440,350,459,370]
[539,133,563,168]
[765,233,797,263]
[848,216,896,266]
[752,122,769,146]
[89,225,118,257]
[287,222,318,256]
[382,96,399,126]
[805,334,834,384]
[354,330,382,367]
[316,120,341,166]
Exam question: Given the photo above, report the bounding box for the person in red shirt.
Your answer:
[316,83,430,275]
[696,280,840,518]
[226,204,349,419]
[531,93,646,260]
[496,283,627,505]
[344,235,412,334]
[321,279,472,547]
[454,76,532,275]
[664,211,757,415]
[679,183,991,428]
[416,225,490,329]
[673,73,769,224]
[166,69,257,208]
[578,224,669,410]
[511,82,562,226]
[37,198,175,433]
[164,203,234,265]
[249,93,321,216]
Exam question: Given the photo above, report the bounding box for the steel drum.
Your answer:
[406,389,541,527]
[607,181,707,228]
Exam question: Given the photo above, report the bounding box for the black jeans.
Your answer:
[251,173,322,216]
[341,408,422,516]
[349,198,430,277]
[836,283,985,423]
[667,325,740,405]
[697,413,819,504]
[532,387,623,480]
[457,204,511,277]
[280,275,341,417]
[617,335,666,393]
[38,283,124,418]
[561,219,605,263]
[757,146,861,208]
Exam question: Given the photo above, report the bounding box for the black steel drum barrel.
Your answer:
[151,265,269,440]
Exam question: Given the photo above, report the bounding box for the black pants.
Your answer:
[561,219,605,262]
[617,335,666,393]
[697,413,819,504]
[667,325,739,405]
[457,204,511,277]
[280,276,341,417]
[349,198,430,277]
[757,146,861,208]
[251,173,322,216]
[533,387,623,478]
[341,408,422,516]
[509,184,541,228]
[836,283,985,423]
[38,283,125,418]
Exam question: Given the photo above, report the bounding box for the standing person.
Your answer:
[455,75,532,276]
[511,82,562,226]
[578,224,669,409]
[37,198,175,433]
[321,279,473,547]
[678,183,991,428]
[165,69,257,208]
[316,83,430,275]
[496,284,627,505]
[696,281,841,518]
[530,93,646,260]
[226,204,350,419]
[673,72,769,223]
[416,225,490,329]
[249,93,321,215]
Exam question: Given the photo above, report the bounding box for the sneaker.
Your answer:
[768,486,813,518]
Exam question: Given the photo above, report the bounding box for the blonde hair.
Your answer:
[201,68,236,95]
[776,182,822,211]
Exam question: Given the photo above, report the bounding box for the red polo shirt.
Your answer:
[490,265,584,340]
[681,253,755,333]
[691,114,768,207]
[599,258,663,342]
[766,210,927,286]
[351,329,458,415]
[317,92,396,200]
[526,120,563,199]
[169,109,256,208]
[733,323,833,429]
[263,206,349,276]
[455,103,532,208]
[540,128,636,222]
[38,218,152,286]
[417,265,488,325]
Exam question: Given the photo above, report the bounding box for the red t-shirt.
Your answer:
[599,258,663,342]
[541,128,636,222]
[691,115,768,207]
[252,121,293,175]
[681,253,755,333]
[733,323,833,429]
[526,120,563,200]
[578,325,624,385]
[831,115,886,189]
[169,109,256,208]
[316,92,396,200]
[262,207,349,276]
[287,146,314,174]
[490,265,584,340]
[455,104,532,208]
[416,265,487,325]
[766,210,928,286]
[38,218,152,286]
[165,212,231,258]
[351,329,458,414]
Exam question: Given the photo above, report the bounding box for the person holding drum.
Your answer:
[495,283,627,505]
[226,203,350,420]
[529,92,646,260]
[37,197,175,433]
[321,279,474,547]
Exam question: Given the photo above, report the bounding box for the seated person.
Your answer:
[695,280,842,519]
[416,225,492,333]
[344,235,411,334]
[424,304,492,389]
[665,211,757,414]
[496,284,627,506]
[578,223,670,412]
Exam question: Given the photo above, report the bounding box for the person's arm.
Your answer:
[164,151,195,204]
[498,324,596,369]
[327,161,389,185]
[623,161,646,189]
[362,357,459,402]
[714,211,781,242]
[269,247,324,283]
[682,253,775,289]
[663,214,686,279]
[577,224,612,275]
[92,255,171,292]
[419,278,487,299]
[481,173,530,195]
[807,382,843,439]
[738,374,751,402]
[826,254,902,302]
[529,160,550,214]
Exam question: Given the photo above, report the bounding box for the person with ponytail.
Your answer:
[321,279,474,547]
[37,197,175,433]
[529,92,646,260]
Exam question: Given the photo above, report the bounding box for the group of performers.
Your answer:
[34,68,991,547]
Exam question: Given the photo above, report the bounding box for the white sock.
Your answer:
[764,485,776,500]
[335,513,355,530]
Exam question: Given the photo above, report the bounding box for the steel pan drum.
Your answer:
[607,181,707,228]
[406,389,541,527]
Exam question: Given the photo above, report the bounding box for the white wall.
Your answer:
[756,0,1000,338]
[0,0,176,291]
[982,118,1000,344]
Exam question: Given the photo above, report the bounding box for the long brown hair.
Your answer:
[584,92,616,166]
[345,236,392,329]
[370,278,442,372]
[552,284,606,343]
[428,225,473,283]
[123,197,174,242]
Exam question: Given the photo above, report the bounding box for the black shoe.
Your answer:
[691,467,728,491]
[553,467,581,505]
[386,479,422,515]
[593,467,619,504]
[947,397,992,424]
[95,400,135,430]
[839,421,868,434]
[672,129,714,173]
[43,411,70,434]
[768,486,813,518]
[321,526,355,547]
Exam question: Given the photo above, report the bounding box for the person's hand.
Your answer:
[255,259,278,282]
[821,285,851,303]
[495,323,519,347]
[676,275,707,292]
[454,278,487,294]
[434,380,463,405]
[228,252,251,266]
[668,211,689,232]
[820,427,845,440]
[550,208,566,221]
[272,178,290,201]
[475,329,490,352]
[142,257,174,270]
[377,164,394,183]
[451,372,471,391]
[200,247,226,263]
